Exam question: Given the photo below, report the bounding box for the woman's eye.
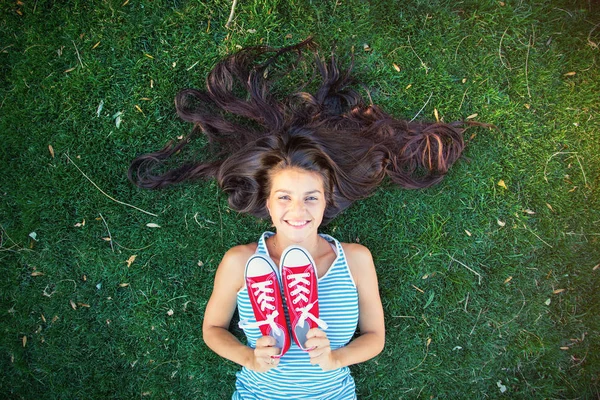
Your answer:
[306,196,318,201]
[278,195,291,201]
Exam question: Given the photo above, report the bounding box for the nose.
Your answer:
[290,198,306,215]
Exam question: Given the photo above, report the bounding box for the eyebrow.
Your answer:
[274,189,323,195]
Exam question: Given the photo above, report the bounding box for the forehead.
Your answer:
[269,168,325,193]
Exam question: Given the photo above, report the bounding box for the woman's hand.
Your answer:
[247,335,281,373]
[305,328,341,371]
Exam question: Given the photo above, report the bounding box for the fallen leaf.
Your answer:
[466,113,478,120]
[560,346,570,350]
[144,54,153,59]
[546,203,554,212]
[197,260,204,267]
[564,72,576,77]
[524,104,530,109]
[52,315,59,323]
[102,237,112,241]
[497,179,508,190]
[29,232,38,241]
[434,108,440,122]
[167,309,174,316]
[74,219,85,227]
[465,229,472,237]
[545,298,551,306]
[122,0,130,5]
[523,209,535,215]
[422,274,429,279]
[140,97,151,101]
[553,289,565,294]
[594,263,599,271]
[497,219,506,227]
[119,283,129,287]
[462,78,467,83]
[135,105,144,114]
[504,276,513,284]
[405,84,412,89]
[146,223,161,228]
[92,41,100,49]
[41,314,46,323]
[568,186,577,193]
[82,275,87,281]
[393,63,401,72]
[48,145,55,158]
[77,303,90,308]
[426,338,432,346]
[64,67,76,73]
[70,300,77,310]
[125,255,137,268]
[363,43,371,52]
[31,271,44,277]
[22,336,27,347]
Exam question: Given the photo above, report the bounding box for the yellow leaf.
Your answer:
[144,53,154,59]
[102,237,112,241]
[564,71,576,77]
[92,41,100,50]
[497,179,508,190]
[119,283,129,287]
[363,43,371,52]
[64,67,76,73]
[41,314,46,323]
[412,285,424,293]
[497,219,506,227]
[31,271,44,277]
[524,104,530,109]
[70,300,77,310]
[122,0,130,6]
[466,113,478,120]
[135,104,144,114]
[523,209,535,215]
[125,255,137,268]
[504,276,513,284]
[560,346,569,350]
[546,203,554,212]
[48,145,55,158]
[553,289,565,294]
[22,336,27,347]
[434,108,440,122]
[393,63,401,72]
[405,84,412,89]
[594,263,599,271]
[426,338,432,347]
[465,229,472,237]
[77,303,91,308]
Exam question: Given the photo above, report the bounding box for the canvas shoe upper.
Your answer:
[280,245,328,351]
[238,254,290,358]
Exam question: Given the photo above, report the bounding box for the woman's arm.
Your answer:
[202,245,282,372]
[305,244,385,370]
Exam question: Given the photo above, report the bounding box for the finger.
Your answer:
[256,335,276,348]
[306,328,326,339]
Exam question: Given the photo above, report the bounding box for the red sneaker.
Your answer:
[280,246,328,351]
[239,254,290,357]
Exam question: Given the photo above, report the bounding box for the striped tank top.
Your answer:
[233,232,359,399]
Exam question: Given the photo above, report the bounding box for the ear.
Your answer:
[265,198,271,213]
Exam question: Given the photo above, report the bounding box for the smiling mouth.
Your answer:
[285,220,310,227]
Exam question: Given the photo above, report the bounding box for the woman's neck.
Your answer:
[268,232,322,261]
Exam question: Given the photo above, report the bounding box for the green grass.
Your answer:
[1,0,599,398]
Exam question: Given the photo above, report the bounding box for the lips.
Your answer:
[285,220,310,227]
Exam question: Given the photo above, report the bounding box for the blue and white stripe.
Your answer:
[234,232,359,400]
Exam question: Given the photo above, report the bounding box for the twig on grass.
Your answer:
[525,34,532,98]
[72,40,84,69]
[454,35,471,62]
[409,91,433,122]
[65,154,157,217]
[449,254,482,285]
[524,224,553,248]
[99,213,114,252]
[469,308,483,335]
[499,28,511,69]
[225,0,238,28]
[543,151,588,186]
[406,338,431,371]
[407,36,429,74]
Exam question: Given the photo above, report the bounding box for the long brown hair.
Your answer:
[129,37,476,223]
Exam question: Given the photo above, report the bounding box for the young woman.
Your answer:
[129,37,477,398]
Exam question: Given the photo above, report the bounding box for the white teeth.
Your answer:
[287,221,307,227]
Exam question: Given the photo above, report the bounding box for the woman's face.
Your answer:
[266,167,327,243]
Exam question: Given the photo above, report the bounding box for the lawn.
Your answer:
[1,0,599,398]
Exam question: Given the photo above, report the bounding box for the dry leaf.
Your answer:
[465,230,472,237]
[422,274,429,279]
[426,338,432,346]
[466,113,478,120]
[560,346,570,350]
[48,145,55,158]
[64,67,76,73]
[102,237,112,241]
[119,283,129,287]
[122,0,130,5]
[144,54,153,59]
[553,289,565,294]
[146,223,161,228]
[497,219,506,227]
[434,108,440,122]
[135,105,144,114]
[504,276,513,284]
[77,303,91,308]
[125,255,137,268]
[405,84,412,89]
[31,271,44,277]
[545,298,551,306]
[499,1,505,6]
[523,209,535,215]
[363,43,371,52]
[52,315,59,323]
[497,179,508,190]
[22,336,27,347]
[140,97,151,101]
[92,41,100,49]
[74,219,85,227]
[70,300,77,310]
[593,263,599,271]
[563,72,576,77]
[462,78,467,83]
[41,314,46,323]
[167,309,174,316]
[393,63,401,72]
[546,203,554,212]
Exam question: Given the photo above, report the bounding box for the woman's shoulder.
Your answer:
[218,242,259,274]
[339,242,373,259]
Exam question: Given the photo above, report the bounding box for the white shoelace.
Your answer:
[239,280,280,331]
[287,273,328,329]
